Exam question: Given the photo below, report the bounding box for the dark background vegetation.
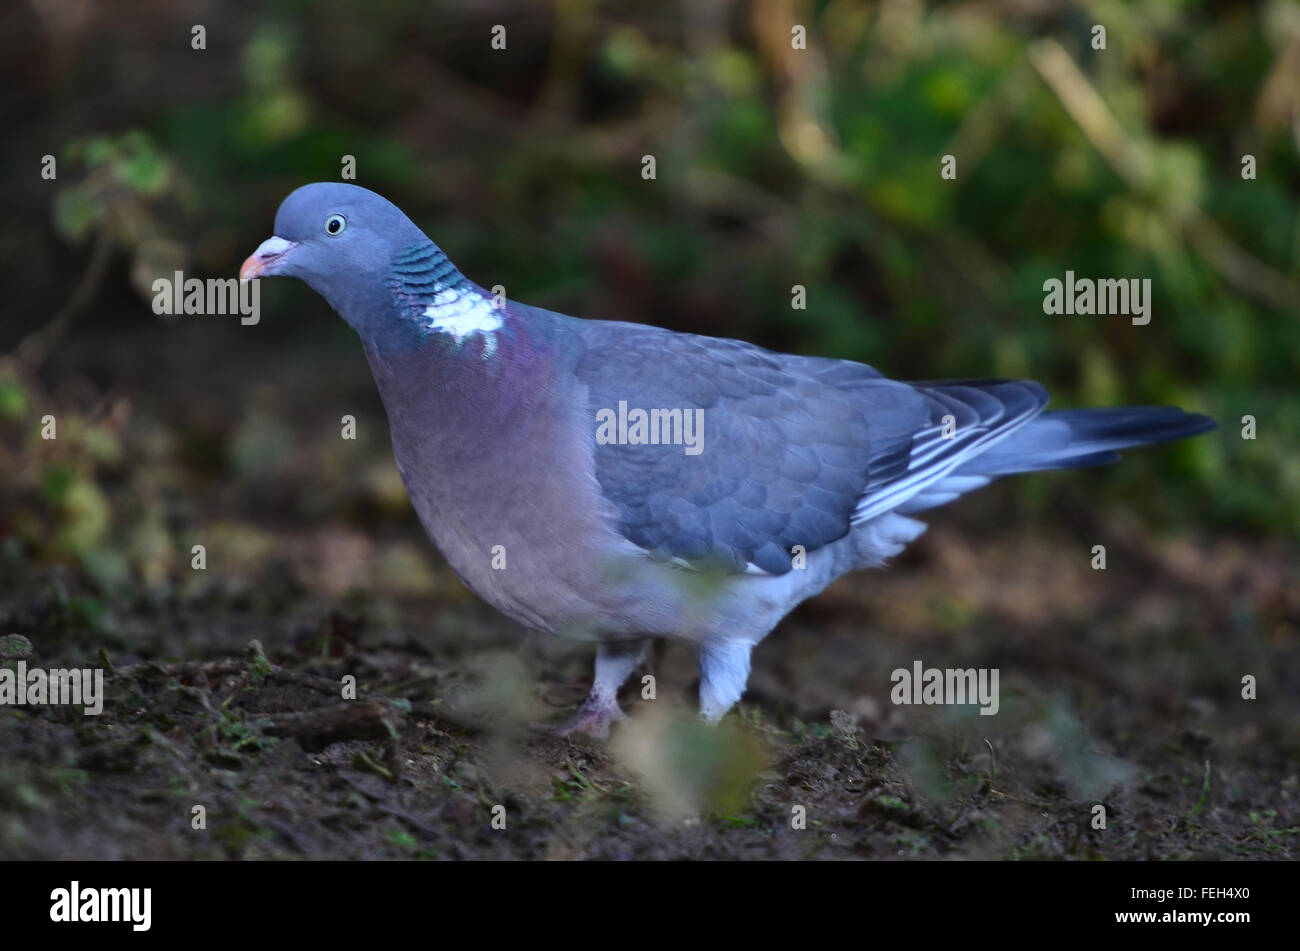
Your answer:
[0,0,1296,860]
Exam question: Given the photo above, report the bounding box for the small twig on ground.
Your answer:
[259,701,397,750]
[265,667,348,695]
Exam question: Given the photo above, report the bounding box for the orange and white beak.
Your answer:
[240,236,298,281]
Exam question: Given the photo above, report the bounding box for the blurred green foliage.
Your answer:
[4,0,1298,588]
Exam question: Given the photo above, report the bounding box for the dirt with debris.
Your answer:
[1,320,1296,860]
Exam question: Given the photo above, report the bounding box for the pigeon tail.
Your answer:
[953,406,1216,477]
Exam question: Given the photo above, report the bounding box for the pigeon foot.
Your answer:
[552,694,627,739]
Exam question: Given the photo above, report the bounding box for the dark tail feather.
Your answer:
[956,406,1215,477]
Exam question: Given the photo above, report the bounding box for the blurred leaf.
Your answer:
[0,377,28,422]
[52,188,103,243]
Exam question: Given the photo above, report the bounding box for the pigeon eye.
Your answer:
[324,214,347,236]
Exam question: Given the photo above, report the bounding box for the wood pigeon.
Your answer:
[242,183,1215,736]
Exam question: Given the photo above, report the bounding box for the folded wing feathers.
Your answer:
[850,380,1048,524]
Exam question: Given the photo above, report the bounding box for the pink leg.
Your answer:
[555,640,647,738]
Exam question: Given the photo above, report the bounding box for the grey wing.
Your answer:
[572,320,1046,575]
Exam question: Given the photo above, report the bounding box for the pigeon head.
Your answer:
[241,182,429,338]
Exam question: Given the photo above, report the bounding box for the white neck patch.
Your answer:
[422,286,503,356]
